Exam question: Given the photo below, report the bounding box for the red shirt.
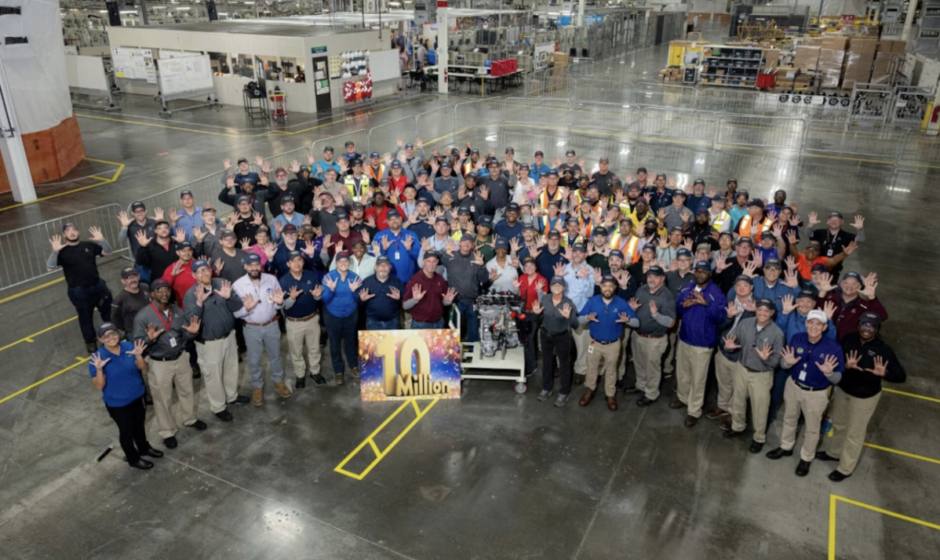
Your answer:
[820,292,888,341]
[326,230,364,257]
[518,273,548,310]
[162,260,197,309]
[388,174,408,198]
[365,204,406,231]
[405,271,449,323]
[795,253,828,280]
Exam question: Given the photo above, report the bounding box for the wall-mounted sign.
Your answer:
[311,46,328,54]
[358,329,462,401]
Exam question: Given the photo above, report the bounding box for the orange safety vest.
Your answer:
[538,187,564,214]
[609,233,642,263]
[366,164,385,184]
[578,214,594,239]
[738,214,774,242]
[462,161,475,177]
[540,214,564,236]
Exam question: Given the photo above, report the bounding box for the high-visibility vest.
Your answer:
[578,214,594,239]
[738,214,774,242]
[710,210,730,231]
[609,233,641,263]
[366,164,385,184]
[540,215,564,236]
[344,175,370,203]
[462,161,474,177]
[538,187,564,214]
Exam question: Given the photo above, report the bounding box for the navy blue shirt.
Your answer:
[578,295,636,342]
[535,248,568,282]
[686,193,710,215]
[361,275,405,321]
[279,270,321,318]
[269,241,317,278]
[89,342,146,407]
[494,221,524,245]
[646,188,675,213]
[786,332,845,389]
[408,221,435,241]
[592,272,639,302]
[676,282,728,348]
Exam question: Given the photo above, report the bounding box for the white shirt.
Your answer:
[233,273,282,324]
[486,257,519,294]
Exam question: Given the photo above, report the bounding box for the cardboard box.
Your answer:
[552,52,569,67]
[793,46,821,71]
[841,50,875,90]
[891,40,907,54]
[817,49,846,88]
[849,37,877,54]
[821,36,849,50]
[762,48,780,72]
[870,51,897,84]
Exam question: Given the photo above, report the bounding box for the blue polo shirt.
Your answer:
[88,342,146,408]
[269,241,317,278]
[775,311,837,344]
[529,162,551,180]
[278,270,321,318]
[408,221,435,241]
[786,332,844,389]
[321,270,361,318]
[578,294,635,342]
[175,208,204,241]
[535,248,568,283]
[676,281,728,348]
[752,279,800,314]
[493,220,524,245]
[372,228,421,282]
[360,275,405,321]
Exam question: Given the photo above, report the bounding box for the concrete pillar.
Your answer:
[0,58,36,203]
[902,0,918,42]
[577,0,586,27]
[438,2,449,94]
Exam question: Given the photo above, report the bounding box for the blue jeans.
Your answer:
[325,310,359,375]
[366,318,400,330]
[412,319,444,329]
[456,299,478,342]
[135,265,151,285]
[67,279,113,343]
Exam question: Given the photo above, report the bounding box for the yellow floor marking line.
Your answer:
[863,443,940,466]
[829,494,940,560]
[334,397,440,480]
[0,278,65,305]
[0,357,90,405]
[883,387,940,405]
[0,160,125,212]
[0,316,77,353]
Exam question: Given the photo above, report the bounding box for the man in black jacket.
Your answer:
[135,220,184,280]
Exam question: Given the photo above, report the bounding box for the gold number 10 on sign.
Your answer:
[377,336,449,397]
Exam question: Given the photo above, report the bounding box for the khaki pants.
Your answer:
[586,339,620,397]
[632,333,667,401]
[714,352,737,412]
[828,388,881,475]
[731,367,773,443]
[148,352,196,439]
[196,333,240,414]
[676,341,713,418]
[572,323,590,376]
[286,316,322,380]
[664,322,680,374]
[618,328,632,381]
[780,377,831,461]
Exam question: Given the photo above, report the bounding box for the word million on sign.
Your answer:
[358,330,462,402]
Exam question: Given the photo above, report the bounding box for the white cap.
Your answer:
[806,310,828,325]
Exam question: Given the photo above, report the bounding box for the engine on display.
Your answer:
[475,293,531,358]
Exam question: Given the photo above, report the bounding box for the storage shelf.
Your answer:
[703,55,763,61]
[701,82,758,88]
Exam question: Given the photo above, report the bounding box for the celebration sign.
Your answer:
[358,329,462,401]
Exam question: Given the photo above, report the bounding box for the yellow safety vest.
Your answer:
[345,175,370,203]
[710,210,730,232]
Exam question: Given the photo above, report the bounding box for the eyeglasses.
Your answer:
[100,331,120,339]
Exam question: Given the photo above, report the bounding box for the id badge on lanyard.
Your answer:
[150,303,176,347]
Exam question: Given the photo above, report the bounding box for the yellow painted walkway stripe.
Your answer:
[0,357,90,405]
[0,316,77,353]
[0,160,125,213]
[883,387,940,405]
[864,443,940,466]
[0,278,65,305]
[335,397,440,481]
[829,494,940,560]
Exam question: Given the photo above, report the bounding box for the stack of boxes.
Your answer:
[870,39,906,84]
[817,36,847,88]
[842,36,877,90]
[658,67,685,83]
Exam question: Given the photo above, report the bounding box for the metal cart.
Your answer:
[269,87,287,123]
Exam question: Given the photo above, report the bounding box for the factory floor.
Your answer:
[1,20,940,560]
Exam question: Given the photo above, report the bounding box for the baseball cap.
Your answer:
[522,223,536,231]
[505,147,515,154]
[647,265,666,277]
[390,161,402,168]
[352,202,365,211]
[176,241,193,250]
[735,275,753,285]
[244,253,262,264]
[764,258,783,269]
[609,250,624,260]
[696,243,712,252]
[547,169,559,177]
[806,309,828,324]
[441,161,452,169]
[286,251,304,262]
[550,276,566,287]
[697,207,709,215]
[811,263,828,273]
[572,243,587,252]
[405,143,414,149]
[478,215,493,227]
[735,237,753,246]
[506,203,520,213]
[352,239,367,248]
[797,289,816,300]
[375,255,392,266]
[829,211,844,219]
[350,159,363,167]
[599,157,610,163]
[280,196,295,205]
[220,230,237,240]
[676,248,692,259]
[370,152,380,159]
[121,267,139,279]
[600,274,617,285]
[471,148,480,155]
[593,227,608,237]
[424,249,441,261]
[192,259,210,272]
[201,206,216,214]
[566,216,579,224]
[335,211,350,221]
[282,224,298,234]
[538,171,549,179]
[693,260,711,271]
[858,311,882,329]
[416,169,429,177]
[522,256,536,265]
[673,190,686,198]
[495,238,509,250]
[435,216,448,224]
[843,271,862,283]
[457,207,471,216]
[387,209,401,219]
[547,231,561,240]
[179,189,193,199]
[151,278,171,291]
[97,322,119,337]
[534,150,544,157]
[712,196,725,203]
[755,298,776,311]
[62,222,78,232]
[130,202,146,212]
[761,231,776,241]
[669,226,684,234]
[335,251,351,262]
[747,200,764,208]
[460,233,475,242]
[236,195,251,205]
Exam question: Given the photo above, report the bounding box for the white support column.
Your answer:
[437,1,449,94]
[577,0,586,27]
[902,0,918,42]
[0,56,36,203]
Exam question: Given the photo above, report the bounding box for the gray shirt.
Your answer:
[442,250,488,300]
[662,204,691,232]
[538,294,580,335]
[634,284,676,336]
[391,147,427,179]
[433,175,463,198]
[731,317,785,372]
[665,270,694,295]
[183,279,244,342]
[132,302,193,359]
[209,247,248,284]
[479,173,516,210]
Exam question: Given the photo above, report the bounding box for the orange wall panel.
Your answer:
[0,115,86,194]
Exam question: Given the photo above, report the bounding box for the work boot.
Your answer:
[684,415,698,428]
[766,447,794,460]
[335,374,345,386]
[192,365,202,379]
[828,470,851,482]
[579,388,595,407]
[606,397,618,411]
[795,460,812,477]
[669,400,686,410]
[252,388,264,407]
[350,367,360,379]
[815,451,839,462]
[705,407,729,419]
[295,377,306,389]
[274,382,292,399]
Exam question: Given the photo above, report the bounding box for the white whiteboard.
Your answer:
[66,55,110,92]
[369,49,401,82]
[111,47,156,83]
[159,50,202,59]
[157,54,214,96]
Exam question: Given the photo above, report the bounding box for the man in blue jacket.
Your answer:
[671,261,728,427]
[372,210,421,282]
[359,256,404,330]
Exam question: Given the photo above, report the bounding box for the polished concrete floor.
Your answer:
[2,23,940,559]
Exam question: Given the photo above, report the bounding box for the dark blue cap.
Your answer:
[593,227,608,237]
[458,207,471,215]
[130,202,145,211]
[495,238,509,250]
[441,161,452,168]
[693,260,711,271]
[287,250,304,261]
[572,243,587,252]
[376,255,391,266]
[192,259,210,271]
[180,190,193,198]
[177,241,192,250]
[600,274,617,284]
[370,152,380,158]
[390,161,402,168]
[550,276,566,286]
[244,253,261,264]
[843,271,862,283]
[387,209,401,219]
[647,265,666,277]
[609,249,624,259]
[676,248,692,258]
[335,251,351,261]
[405,143,414,149]
[151,278,171,291]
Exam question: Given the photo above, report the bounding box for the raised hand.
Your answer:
[808,211,819,227]
[843,240,859,256]
[815,272,837,295]
[536,278,547,292]
[553,262,566,278]
[780,346,801,367]
[755,342,773,361]
[117,211,132,228]
[388,287,401,300]
[213,258,225,274]
[170,260,184,277]
[845,349,861,370]
[860,272,878,299]
[628,297,641,311]
[789,214,801,228]
[715,257,732,273]
[443,287,458,304]
[411,284,426,301]
[154,207,165,221]
[616,312,632,324]
[726,301,740,318]
[271,288,285,305]
[648,301,659,317]
[742,261,758,278]
[783,269,799,288]
[822,300,836,320]
[129,339,148,357]
[472,251,485,267]
[489,268,501,282]
[479,185,490,200]
[531,300,544,314]
[781,294,796,314]
[49,235,66,252]
[90,353,111,370]
[240,237,251,250]
[224,157,232,170]
[402,235,414,251]
[817,354,840,376]
[322,275,338,291]
[359,288,375,301]
[181,316,202,334]
[145,323,164,342]
[195,285,210,307]
[290,159,301,173]
[559,303,573,319]
[867,355,888,377]
[310,285,324,299]
[750,249,763,268]
[348,277,363,292]
[173,227,186,243]
[251,212,263,226]
[723,334,741,350]
[135,230,152,247]
[242,294,259,311]
[192,226,206,242]
[852,215,865,230]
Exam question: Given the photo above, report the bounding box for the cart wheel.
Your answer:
[514,382,527,394]
[791,95,802,103]
[803,96,813,104]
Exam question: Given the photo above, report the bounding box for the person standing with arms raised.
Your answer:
[531,277,580,407]
[48,223,115,353]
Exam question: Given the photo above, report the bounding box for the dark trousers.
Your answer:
[457,299,479,342]
[324,310,358,375]
[67,279,113,343]
[523,316,539,375]
[541,329,572,395]
[235,319,247,354]
[768,367,789,423]
[366,317,400,330]
[106,396,150,463]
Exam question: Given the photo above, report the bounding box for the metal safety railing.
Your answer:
[0,204,127,292]
[367,115,418,159]
[311,129,368,168]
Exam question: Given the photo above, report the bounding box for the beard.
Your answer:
[248,270,261,279]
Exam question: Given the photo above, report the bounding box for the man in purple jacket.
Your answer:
[671,261,728,427]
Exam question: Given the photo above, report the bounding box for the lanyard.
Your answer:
[150,303,172,332]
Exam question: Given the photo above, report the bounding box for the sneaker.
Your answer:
[311,373,327,385]
[252,388,264,407]
[537,390,552,402]
[274,381,292,399]
[554,393,569,407]
[335,374,345,386]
